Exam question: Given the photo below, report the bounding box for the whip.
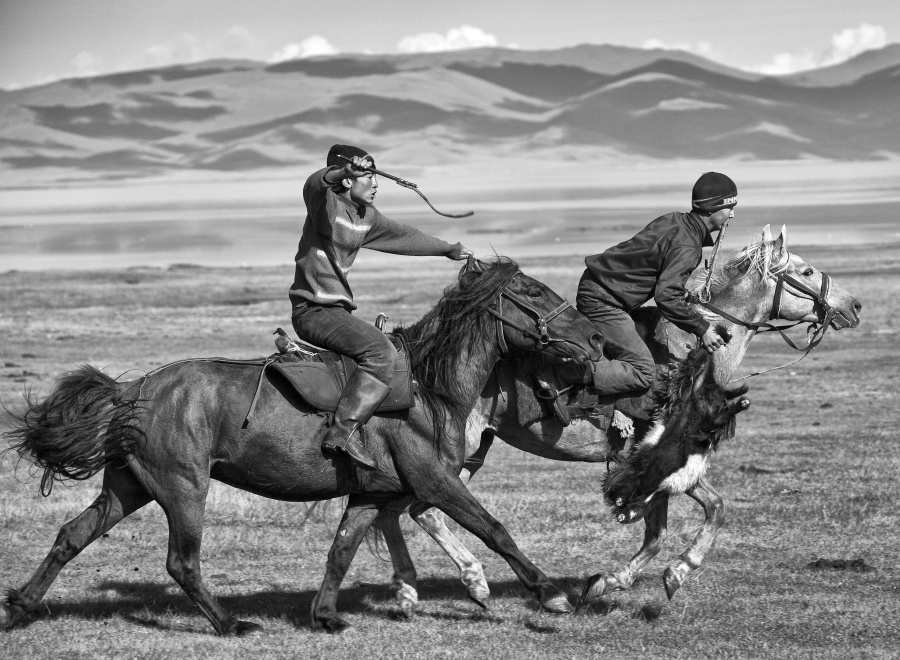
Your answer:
[336,154,474,219]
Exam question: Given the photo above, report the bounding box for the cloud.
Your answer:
[752,23,888,75]
[397,25,498,53]
[268,36,340,63]
[642,38,716,60]
[71,51,103,78]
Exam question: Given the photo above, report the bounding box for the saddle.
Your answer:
[267,328,416,413]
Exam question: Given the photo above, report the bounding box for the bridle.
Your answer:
[692,254,837,379]
[485,270,579,356]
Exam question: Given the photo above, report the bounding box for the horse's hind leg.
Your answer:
[156,485,260,637]
[378,509,419,618]
[311,499,382,632]
[409,505,490,609]
[580,492,670,603]
[1,466,152,630]
[404,434,493,609]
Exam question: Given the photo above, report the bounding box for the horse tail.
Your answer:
[3,365,144,496]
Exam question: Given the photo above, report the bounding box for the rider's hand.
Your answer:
[700,327,726,354]
[456,245,474,261]
[342,155,373,179]
[448,244,474,261]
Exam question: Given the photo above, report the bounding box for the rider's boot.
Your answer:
[586,359,652,397]
[321,368,391,470]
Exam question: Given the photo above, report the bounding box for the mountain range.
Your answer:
[1,43,898,183]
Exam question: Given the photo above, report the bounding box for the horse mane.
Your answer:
[394,257,520,445]
[688,230,789,326]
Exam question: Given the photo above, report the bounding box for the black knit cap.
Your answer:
[326,144,374,168]
[691,172,738,212]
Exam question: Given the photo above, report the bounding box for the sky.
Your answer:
[1,0,898,89]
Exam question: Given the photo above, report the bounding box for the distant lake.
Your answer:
[1,201,897,272]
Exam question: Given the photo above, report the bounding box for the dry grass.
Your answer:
[1,244,899,659]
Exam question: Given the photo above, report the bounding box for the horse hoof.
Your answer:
[399,599,416,619]
[663,568,682,601]
[314,615,352,634]
[0,604,13,630]
[233,620,263,637]
[541,593,574,614]
[467,587,490,610]
[578,573,607,606]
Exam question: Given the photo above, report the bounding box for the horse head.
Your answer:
[601,350,750,524]
[709,225,862,331]
[459,258,603,363]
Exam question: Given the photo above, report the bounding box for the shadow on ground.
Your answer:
[7,575,620,634]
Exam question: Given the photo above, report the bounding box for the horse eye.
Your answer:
[802,267,813,277]
[528,289,543,298]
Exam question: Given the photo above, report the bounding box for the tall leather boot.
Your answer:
[321,368,391,469]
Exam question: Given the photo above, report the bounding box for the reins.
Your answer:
[692,253,837,381]
[485,270,575,355]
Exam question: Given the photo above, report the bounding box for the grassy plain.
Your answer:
[1,242,899,659]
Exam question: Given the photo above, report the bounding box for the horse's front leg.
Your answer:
[406,472,572,614]
[311,499,383,633]
[662,475,724,600]
[580,492,669,603]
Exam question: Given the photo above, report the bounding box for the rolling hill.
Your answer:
[1,43,898,185]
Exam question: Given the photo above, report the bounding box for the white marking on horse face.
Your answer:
[641,421,666,448]
[659,452,710,495]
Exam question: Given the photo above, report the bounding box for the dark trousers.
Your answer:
[576,272,655,395]
[291,303,397,385]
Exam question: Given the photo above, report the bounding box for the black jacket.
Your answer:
[583,211,712,336]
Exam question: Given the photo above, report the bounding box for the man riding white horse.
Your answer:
[571,173,738,397]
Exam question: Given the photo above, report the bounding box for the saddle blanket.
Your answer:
[269,338,415,413]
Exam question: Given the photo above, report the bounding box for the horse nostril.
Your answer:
[589,333,604,352]
[853,300,862,315]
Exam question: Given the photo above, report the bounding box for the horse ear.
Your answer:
[773,225,788,261]
[761,224,773,243]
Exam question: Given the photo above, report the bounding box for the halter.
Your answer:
[692,253,837,379]
[485,271,576,355]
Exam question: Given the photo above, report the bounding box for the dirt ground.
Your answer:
[1,242,898,659]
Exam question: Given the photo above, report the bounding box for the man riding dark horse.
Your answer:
[289,145,473,468]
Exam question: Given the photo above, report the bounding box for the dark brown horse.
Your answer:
[2,258,602,636]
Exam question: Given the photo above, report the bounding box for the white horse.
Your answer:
[378,225,862,614]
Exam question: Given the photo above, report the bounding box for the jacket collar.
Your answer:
[686,211,714,247]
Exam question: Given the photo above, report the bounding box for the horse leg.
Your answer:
[378,509,419,618]
[409,473,572,614]
[580,492,670,603]
[662,475,724,600]
[405,432,493,608]
[409,503,491,609]
[311,500,382,632]
[155,479,259,637]
[1,466,152,629]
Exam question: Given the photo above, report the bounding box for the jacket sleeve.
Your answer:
[362,212,459,257]
[302,167,342,236]
[654,243,710,336]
